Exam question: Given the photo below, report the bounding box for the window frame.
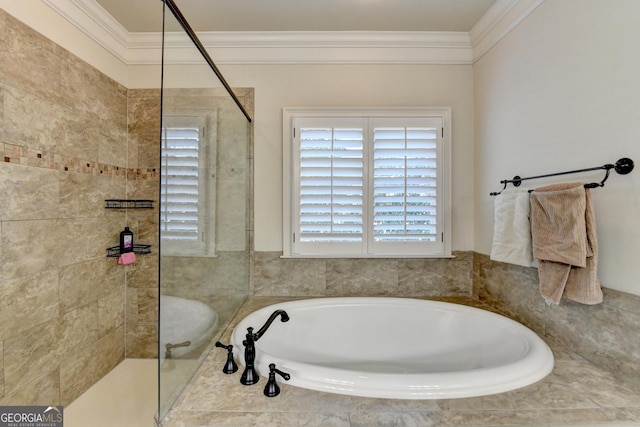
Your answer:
[283,107,452,258]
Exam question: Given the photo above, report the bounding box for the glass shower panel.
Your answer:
[158,2,253,420]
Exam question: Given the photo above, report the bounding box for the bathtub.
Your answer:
[231,297,554,399]
[160,295,218,358]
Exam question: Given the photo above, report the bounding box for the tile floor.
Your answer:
[160,297,640,427]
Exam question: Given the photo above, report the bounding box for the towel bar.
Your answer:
[490,157,634,196]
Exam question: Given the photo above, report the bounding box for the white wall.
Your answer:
[474,0,640,295]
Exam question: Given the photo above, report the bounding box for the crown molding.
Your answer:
[470,0,545,62]
[144,31,474,65]
[42,0,132,60]
[42,0,543,66]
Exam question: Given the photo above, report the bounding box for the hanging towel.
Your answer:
[490,188,535,267]
[530,182,602,305]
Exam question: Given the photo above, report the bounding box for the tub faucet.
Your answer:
[240,309,289,385]
[254,309,290,340]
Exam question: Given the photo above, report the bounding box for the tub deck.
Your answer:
[160,296,640,427]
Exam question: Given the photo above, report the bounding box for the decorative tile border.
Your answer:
[128,168,159,180]
[0,142,157,179]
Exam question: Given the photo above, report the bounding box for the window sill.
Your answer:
[280,253,455,259]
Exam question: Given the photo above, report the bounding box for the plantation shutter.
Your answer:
[286,110,449,257]
[293,117,366,254]
[161,116,209,255]
[161,126,200,240]
[370,118,442,251]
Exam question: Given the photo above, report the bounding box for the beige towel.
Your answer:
[530,182,603,305]
[490,188,535,267]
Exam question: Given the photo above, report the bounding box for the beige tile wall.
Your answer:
[0,9,154,406]
[125,89,160,359]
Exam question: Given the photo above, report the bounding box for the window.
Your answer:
[284,108,451,257]
[161,115,216,256]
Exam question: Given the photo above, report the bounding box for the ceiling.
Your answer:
[95,0,498,33]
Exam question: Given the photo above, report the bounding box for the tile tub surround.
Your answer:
[253,251,473,297]
[160,296,640,427]
[474,252,640,392]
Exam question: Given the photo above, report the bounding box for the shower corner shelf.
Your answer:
[105,199,154,209]
[107,244,152,258]
[105,199,153,257]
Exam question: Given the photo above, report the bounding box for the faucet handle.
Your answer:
[264,363,290,397]
[214,341,239,374]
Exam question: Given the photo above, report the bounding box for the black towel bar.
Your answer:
[490,157,634,196]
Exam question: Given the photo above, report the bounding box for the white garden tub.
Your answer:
[231,297,554,399]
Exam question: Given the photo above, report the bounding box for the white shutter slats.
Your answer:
[161,127,200,241]
[373,126,438,242]
[299,127,364,243]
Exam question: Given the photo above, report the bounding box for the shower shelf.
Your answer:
[106,244,152,258]
[105,199,154,209]
[105,199,153,257]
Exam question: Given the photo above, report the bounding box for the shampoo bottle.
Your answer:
[120,227,134,253]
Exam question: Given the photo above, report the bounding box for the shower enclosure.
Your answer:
[158,0,253,420]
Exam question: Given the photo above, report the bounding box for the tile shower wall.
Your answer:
[125,89,161,358]
[0,10,156,406]
[253,251,473,297]
[474,252,640,390]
